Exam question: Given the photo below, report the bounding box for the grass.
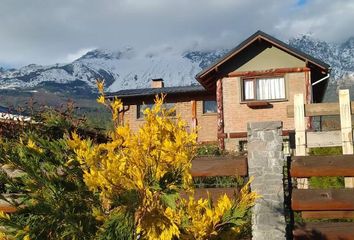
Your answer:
[308,146,344,189]
[196,143,222,156]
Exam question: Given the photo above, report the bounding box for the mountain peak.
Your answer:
[77,49,122,61]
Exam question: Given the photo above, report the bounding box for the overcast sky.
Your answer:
[0,0,354,68]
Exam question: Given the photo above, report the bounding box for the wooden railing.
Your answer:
[287,89,354,188]
[291,154,354,240]
[288,89,354,239]
[188,155,248,201]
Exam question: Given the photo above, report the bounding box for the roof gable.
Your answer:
[195,30,330,89]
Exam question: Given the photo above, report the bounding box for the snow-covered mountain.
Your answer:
[0,35,354,98]
[288,35,354,83]
[0,47,227,95]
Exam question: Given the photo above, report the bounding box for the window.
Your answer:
[137,103,176,119]
[137,103,153,119]
[163,103,176,116]
[203,100,217,114]
[242,77,285,101]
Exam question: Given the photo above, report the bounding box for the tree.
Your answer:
[0,105,104,240]
[67,81,259,239]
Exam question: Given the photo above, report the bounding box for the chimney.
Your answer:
[151,78,164,88]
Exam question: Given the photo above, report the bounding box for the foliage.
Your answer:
[308,147,344,189]
[308,146,342,156]
[193,176,244,189]
[196,144,221,156]
[179,179,257,240]
[0,80,258,240]
[0,105,104,240]
[96,210,135,240]
[67,80,259,240]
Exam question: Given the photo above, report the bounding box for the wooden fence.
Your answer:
[288,89,354,239]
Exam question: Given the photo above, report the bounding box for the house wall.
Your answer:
[222,46,309,151]
[122,100,218,142]
[236,46,305,71]
[222,72,308,150]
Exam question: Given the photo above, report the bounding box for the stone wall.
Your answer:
[247,121,286,240]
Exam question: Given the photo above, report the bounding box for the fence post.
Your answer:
[247,121,286,240]
[294,93,308,189]
[339,89,354,188]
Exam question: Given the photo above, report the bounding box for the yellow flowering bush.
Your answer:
[67,80,259,240]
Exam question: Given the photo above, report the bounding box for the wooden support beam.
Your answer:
[287,101,354,118]
[216,79,225,150]
[294,93,308,189]
[306,131,342,148]
[228,67,310,78]
[291,155,354,177]
[292,189,354,211]
[339,89,354,188]
[293,222,354,240]
[229,132,247,138]
[191,156,248,177]
[191,100,197,135]
[305,71,312,129]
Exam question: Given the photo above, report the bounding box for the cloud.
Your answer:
[63,47,96,63]
[275,0,354,41]
[0,0,353,67]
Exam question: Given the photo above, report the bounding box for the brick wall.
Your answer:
[223,72,307,134]
[122,100,217,142]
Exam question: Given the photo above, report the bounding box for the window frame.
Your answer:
[241,75,287,102]
[136,103,154,119]
[136,102,176,119]
[202,100,217,115]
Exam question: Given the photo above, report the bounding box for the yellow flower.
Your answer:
[96,95,105,104]
[27,139,43,153]
[0,211,10,220]
[96,79,105,94]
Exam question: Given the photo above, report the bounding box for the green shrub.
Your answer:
[0,108,105,239]
[193,176,244,188]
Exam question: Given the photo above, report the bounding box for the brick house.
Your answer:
[107,31,330,151]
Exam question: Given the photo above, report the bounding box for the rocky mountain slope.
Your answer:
[0,35,353,100]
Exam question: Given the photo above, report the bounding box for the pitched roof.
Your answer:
[107,85,207,99]
[196,30,330,80]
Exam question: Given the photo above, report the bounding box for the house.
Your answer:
[107,31,330,151]
[107,80,218,143]
[0,106,31,122]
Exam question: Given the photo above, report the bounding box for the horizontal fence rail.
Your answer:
[292,189,354,211]
[287,101,354,117]
[291,155,354,177]
[289,91,354,239]
[305,131,343,148]
[191,155,248,177]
